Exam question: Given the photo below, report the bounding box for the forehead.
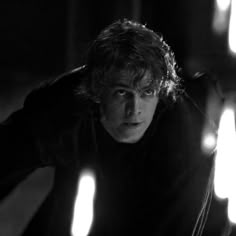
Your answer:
[109,69,155,89]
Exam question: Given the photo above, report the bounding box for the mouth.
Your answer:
[122,121,143,127]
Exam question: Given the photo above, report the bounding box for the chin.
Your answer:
[115,133,143,144]
[104,124,147,143]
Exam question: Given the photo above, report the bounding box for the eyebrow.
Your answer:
[111,83,157,92]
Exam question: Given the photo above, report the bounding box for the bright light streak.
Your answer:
[228,0,236,54]
[216,0,231,11]
[228,196,236,223]
[214,106,236,199]
[213,0,231,33]
[71,169,96,236]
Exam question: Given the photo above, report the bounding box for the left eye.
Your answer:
[143,89,155,96]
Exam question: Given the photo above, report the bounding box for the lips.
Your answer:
[123,121,143,127]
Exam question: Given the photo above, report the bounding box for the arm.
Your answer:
[0,65,89,182]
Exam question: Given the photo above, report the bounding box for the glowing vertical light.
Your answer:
[214,106,236,198]
[213,0,231,33]
[228,0,236,54]
[228,196,236,223]
[216,0,231,11]
[71,169,96,236]
[214,104,236,224]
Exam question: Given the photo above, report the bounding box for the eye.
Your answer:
[115,89,127,96]
[143,89,156,96]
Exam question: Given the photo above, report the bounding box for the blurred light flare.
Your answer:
[216,0,231,11]
[228,196,236,223]
[214,107,236,198]
[213,0,231,33]
[214,105,236,223]
[228,0,236,54]
[71,169,96,236]
[202,132,217,152]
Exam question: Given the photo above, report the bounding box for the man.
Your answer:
[0,19,230,235]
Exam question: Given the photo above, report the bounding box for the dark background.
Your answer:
[0,1,236,235]
[0,0,236,121]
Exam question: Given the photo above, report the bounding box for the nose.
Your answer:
[125,94,142,117]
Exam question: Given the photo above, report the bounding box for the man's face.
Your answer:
[99,70,159,143]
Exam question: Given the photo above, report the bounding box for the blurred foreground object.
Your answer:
[71,169,96,236]
[214,96,236,224]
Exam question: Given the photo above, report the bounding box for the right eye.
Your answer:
[115,89,127,96]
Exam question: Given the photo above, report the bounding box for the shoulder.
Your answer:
[24,65,90,114]
[3,65,96,145]
[1,66,97,166]
[162,71,222,131]
[155,72,221,166]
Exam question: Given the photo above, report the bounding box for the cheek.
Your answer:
[143,100,158,120]
[102,101,125,121]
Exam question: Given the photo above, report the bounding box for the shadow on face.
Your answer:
[99,70,160,143]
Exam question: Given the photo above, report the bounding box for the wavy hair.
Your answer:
[78,19,182,102]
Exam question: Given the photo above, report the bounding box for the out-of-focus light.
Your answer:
[214,103,236,224]
[216,0,231,11]
[228,0,236,54]
[202,132,217,152]
[71,169,96,236]
[213,0,231,33]
[228,197,236,223]
[214,106,236,199]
